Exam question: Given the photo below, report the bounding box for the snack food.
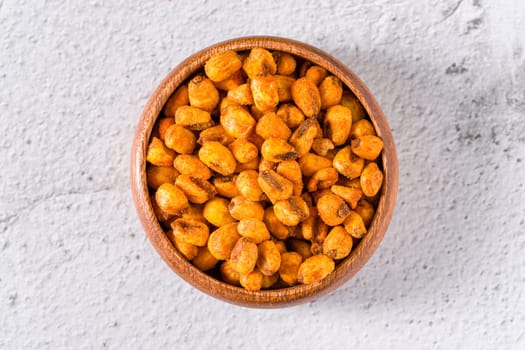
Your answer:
[146,47,384,290]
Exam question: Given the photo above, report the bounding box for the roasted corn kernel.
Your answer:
[302,209,329,244]
[197,125,235,146]
[322,226,353,260]
[251,75,280,112]
[289,117,322,157]
[198,141,237,176]
[163,85,189,118]
[175,174,217,204]
[147,137,175,166]
[298,61,312,77]
[236,170,264,201]
[300,207,318,241]
[330,184,362,209]
[230,237,258,275]
[207,222,240,260]
[312,221,329,245]
[276,160,301,182]
[220,104,256,139]
[291,77,321,117]
[261,138,297,162]
[324,105,353,146]
[354,199,375,228]
[240,268,264,291]
[279,251,303,285]
[276,104,305,129]
[307,167,339,192]
[263,208,292,240]
[332,146,365,179]
[299,153,333,177]
[351,135,384,160]
[316,193,350,226]
[343,211,367,239]
[155,183,189,215]
[287,239,312,260]
[227,83,254,105]
[181,204,207,223]
[214,69,244,91]
[167,230,199,260]
[273,196,310,226]
[261,271,279,289]
[273,239,288,254]
[151,194,174,224]
[297,254,335,284]
[255,112,292,140]
[172,218,209,247]
[237,218,271,244]
[258,169,294,204]
[276,53,296,75]
[213,175,240,198]
[360,162,383,197]
[175,106,214,130]
[227,139,259,165]
[220,96,240,114]
[319,76,343,109]
[228,195,265,221]
[350,119,376,138]
[203,198,236,227]
[258,159,276,173]
[242,47,276,79]
[173,155,211,179]
[341,91,367,122]
[164,124,196,154]
[310,242,323,255]
[156,117,175,141]
[220,260,241,286]
[205,50,243,82]
[192,246,218,271]
[146,165,179,190]
[275,75,295,102]
[235,155,260,172]
[311,138,335,157]
[257,240,282,276]
[305,66,328,86]
[188,75,220,112]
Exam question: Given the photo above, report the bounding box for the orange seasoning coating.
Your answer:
[146,47,385,290]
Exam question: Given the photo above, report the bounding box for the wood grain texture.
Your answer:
[130,36,398,308]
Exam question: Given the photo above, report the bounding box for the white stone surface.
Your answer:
[1,0,524,348]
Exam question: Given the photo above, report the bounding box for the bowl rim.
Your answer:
[130,35,398,308]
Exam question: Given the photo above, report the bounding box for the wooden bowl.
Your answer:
[130,36,398,308]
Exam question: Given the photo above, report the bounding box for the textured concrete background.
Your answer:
[1,0,524,348]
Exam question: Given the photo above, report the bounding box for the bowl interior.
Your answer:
[131,36,398,308]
